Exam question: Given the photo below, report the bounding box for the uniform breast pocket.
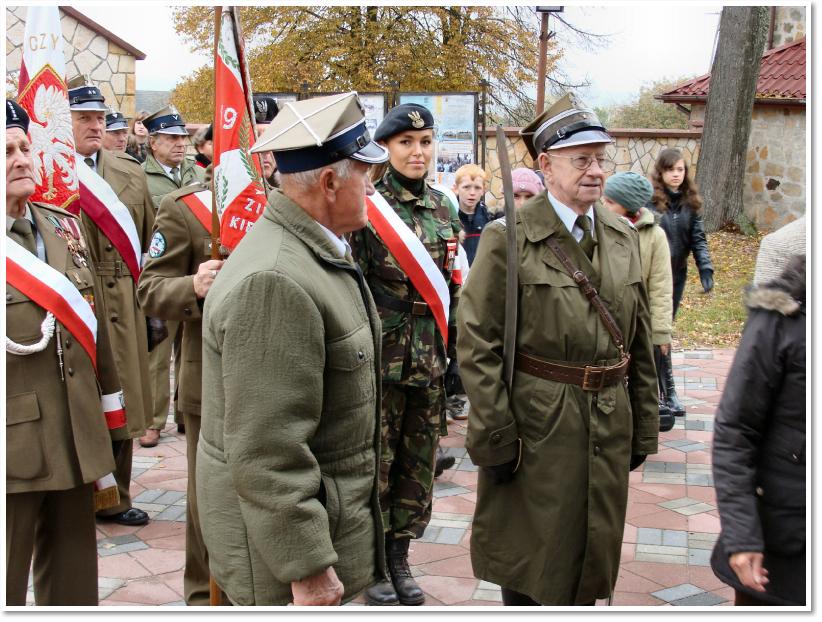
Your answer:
[6,289,47,343]
[324,323,375,414]
[422,224,454,271]
[6,392,50,481]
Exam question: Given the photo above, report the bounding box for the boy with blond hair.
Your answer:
[452,163,492,265]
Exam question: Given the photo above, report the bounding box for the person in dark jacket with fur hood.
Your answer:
[647,148,714,418]
[710,254,805,606]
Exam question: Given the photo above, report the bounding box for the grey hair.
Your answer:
[280,158,354,190]
[192,127,210,149]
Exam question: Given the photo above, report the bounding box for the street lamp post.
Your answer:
[535,6,563,116]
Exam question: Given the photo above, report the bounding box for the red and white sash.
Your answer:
[72,158,142,283]
[180,189,215,233]
[365,193,450,345]
[6,237,126,429]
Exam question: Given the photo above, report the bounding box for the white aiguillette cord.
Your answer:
[6,312,55,354]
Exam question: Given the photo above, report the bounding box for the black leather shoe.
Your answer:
[98,508,150,526]
[387,537,425,605]
[364,579,399,606]
[434,446,455,477]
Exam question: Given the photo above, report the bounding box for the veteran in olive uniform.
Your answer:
[349,104,461,606]
[68,77,155,526]
[137,181,225,605]
[6,100,124,605]
[139,106,203,446]
[457,94,659,606]
[197,92,389,606]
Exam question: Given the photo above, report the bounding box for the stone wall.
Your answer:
[6,6,137,116]
[772,6,805,47]
[481,128,701,210]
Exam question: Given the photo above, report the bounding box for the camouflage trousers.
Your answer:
[379,379,446,539]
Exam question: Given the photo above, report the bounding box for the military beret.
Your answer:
[66,75,107,111]
[105,110,129,131]
[253,95,279,125]
[250,92,388,174]
[604,172,654,214]
[520,93,611,160]
[373,103,435,142]
[144,105,188,135]
[6,99,29,133]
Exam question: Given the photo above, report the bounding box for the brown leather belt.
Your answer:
[372,292,430,316]
[514,351,631,392]
[93,260,132,277]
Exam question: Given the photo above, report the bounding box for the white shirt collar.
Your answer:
[316,222,347,258]
[77,151,98,169]
[546,190,595,240]
[159,161,178,177]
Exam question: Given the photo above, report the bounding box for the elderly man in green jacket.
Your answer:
[197,92,390,606]
[457,94,659,606]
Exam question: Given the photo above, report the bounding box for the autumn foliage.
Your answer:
[170,6,557,123]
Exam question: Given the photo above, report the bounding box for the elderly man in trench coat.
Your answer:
[457,94,659,606]
[197,93,390,605]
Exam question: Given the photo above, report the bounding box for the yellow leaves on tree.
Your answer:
[170,6,556,123]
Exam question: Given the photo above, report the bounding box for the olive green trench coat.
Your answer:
[457,193,659,605]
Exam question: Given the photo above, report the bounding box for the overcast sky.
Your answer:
[77,3,722,108]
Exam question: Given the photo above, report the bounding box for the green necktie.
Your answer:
[575,214,595,260]
[12,218,37,254]
[172,167,181,187]
[84,157,94,170]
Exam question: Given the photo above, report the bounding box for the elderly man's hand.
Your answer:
[193,259,224,299]
[291,566,344,606]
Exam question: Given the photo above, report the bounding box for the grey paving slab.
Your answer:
[418,526,441,543]
[99,534,141,546]
[684,352,713,359]
[153,490,186,505]
[133,502,167,515]
[443,446,467,458]
[679,397,708,407]
[688,548,713,566]
[672,591,726,606]
[672,502,715,516]
[662,439,693,448]
[661,529,688,547]
[634,552,688,565]
[477,580,501,591]
[134,489,166,504]
[642,473,687,485]
[435,527,466,545]
[678,443,708,453]
[672,364,700,371]
[98,577,126,600]
[97,540,149,557]
[636,527,663,545]
[658,497,703,510]
[473,589,503,602]
[636,544,688,557]
[154,505,186,521]
[651,583,704,602]
[432,485,471,498]
[686,474,714,486]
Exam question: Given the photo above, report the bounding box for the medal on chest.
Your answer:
[445,238,458,272]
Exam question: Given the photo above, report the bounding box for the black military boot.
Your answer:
[654,346,675,432]
[364,578,400,606]
[662,349,686,417]
[434,445,455,478]
[387,537,425,605]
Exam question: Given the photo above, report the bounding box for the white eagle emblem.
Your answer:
[28,85,78,200]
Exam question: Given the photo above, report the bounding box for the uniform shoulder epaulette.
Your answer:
[168,182,208,201]
[31,201,78,220]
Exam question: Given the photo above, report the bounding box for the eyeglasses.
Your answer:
[546,153,616,172]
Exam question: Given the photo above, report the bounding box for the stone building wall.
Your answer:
[6,6,137,116]
[772,6,805,47]
[480,129,701,210]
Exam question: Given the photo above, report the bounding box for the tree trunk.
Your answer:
[695,6,768,232]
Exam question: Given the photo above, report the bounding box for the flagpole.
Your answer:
[208,5,223,606]
[210,6,223,263]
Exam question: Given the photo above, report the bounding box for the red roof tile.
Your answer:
[659,37,805,102]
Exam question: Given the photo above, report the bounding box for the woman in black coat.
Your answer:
[648,148,714,416]
[710,255,805,606]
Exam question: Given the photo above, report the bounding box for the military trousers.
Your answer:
[148,321,183,429]
[379,379,445,539]
[96,438,134,516]
[6,484,98,605]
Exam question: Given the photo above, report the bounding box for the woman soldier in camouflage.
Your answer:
[350,104,461,606]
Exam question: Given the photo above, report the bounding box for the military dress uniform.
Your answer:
[137,182,222,605]
[141,106,204,441]
[67,78,155,524]
[349,104,461,606]
[6,201,123,605]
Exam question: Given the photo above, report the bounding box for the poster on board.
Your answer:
[398,93,477,188]
[308,92,387,134]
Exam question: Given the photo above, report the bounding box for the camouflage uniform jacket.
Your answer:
[350,169,461,387]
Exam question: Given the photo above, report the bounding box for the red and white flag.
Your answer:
[17,6,78,211]
[213,7,266,251]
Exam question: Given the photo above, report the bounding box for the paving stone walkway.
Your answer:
[26,348,736,607]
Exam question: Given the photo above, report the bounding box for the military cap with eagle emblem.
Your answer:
[105,110,129,131]
[143,105,189,136]
[250,91,388,174]
[6,99,30,132]
[373,102,435,142]
[253,95,279,125]
[520,93,612,160]
[66,75,108,111]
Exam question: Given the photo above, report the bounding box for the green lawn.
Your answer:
[672,230,763,350]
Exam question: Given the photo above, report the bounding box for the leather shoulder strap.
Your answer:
[545,236,626,354]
